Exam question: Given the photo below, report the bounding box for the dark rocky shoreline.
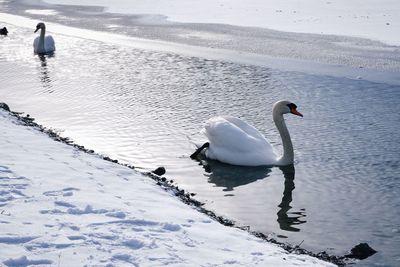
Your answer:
[0,102,377,266]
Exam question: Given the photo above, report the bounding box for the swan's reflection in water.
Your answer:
[277,165,306,232]
[202,159,272,191]
[201,159,306,232]
[37,54,53,93]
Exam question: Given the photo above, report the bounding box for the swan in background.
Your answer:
[33,22,55,54]
[190,100,303,166]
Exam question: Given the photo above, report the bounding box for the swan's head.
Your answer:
[34,22,45,33]
[273,100,303,117]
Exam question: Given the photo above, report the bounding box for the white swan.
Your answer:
[190,100,303,166]
[33,22,55,54]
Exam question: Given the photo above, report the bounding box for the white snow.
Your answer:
[0,110,335,266]
[42,0,400,45]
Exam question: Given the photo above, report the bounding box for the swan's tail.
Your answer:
[190,142,210,159]
[186,134,205,148]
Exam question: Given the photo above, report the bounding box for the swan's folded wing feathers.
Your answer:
[204,117,250,152]
[204,117,270,153]
[223,116,273,148]
[203,116,278,166]
[45,36,56,51]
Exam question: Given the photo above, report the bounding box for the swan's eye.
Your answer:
[287,103,297,110]
[287,103,303,117]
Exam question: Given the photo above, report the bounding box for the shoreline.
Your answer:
[1,102,372,266]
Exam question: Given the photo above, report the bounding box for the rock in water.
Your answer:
[346,243,377,260]
[152,167,166,176]
[0,103,10,111]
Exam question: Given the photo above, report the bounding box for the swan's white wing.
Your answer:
[45,35,55,52]
[222,116,272,146]
[204,116,277,166]
[204,117,270,152]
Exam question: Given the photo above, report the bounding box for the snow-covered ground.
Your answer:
[42,0,400,45]
[0,110,335,266]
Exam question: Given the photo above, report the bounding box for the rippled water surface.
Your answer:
[1,24,399,266]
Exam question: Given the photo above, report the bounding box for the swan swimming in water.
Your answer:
[0,27,8,36]
[33,22,55,54]
[190,100,303,166]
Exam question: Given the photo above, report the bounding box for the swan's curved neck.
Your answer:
[273,111,293,165]
[38,27,46,53]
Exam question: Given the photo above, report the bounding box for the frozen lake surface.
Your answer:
[41,0,400,45]
[0,1,400,266]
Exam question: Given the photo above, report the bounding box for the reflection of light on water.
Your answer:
[106,24,121,29]
[25,9,58,16]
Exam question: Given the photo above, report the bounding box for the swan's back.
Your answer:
[33,35,55,54]
[44,36,55,52]
[204,116,277,166]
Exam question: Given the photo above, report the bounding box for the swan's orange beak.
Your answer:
[290,108,303,117]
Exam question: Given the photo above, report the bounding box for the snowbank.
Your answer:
[0,110,334,266]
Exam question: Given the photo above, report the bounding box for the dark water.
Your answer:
[0,22,399,266]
